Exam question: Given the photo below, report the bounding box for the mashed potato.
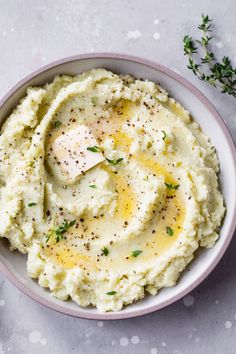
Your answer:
[0,69,225,311]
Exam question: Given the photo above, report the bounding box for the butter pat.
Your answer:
[52,125,105,180]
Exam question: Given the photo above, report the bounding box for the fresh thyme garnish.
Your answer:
[87,146,100,152]
[143,176,149,181]
[106,291,117,295]
[106,157,124,165]
[89,185,97,189]
[46,219,76,243]
[101,247,109,256]
[183,14,236,97]
[45,232,53,243]
[131,250,143,257]
[52,120,62,128]
[91,96,98,105]
[161,130,167,140]
[28,202,37,207]
[166,226,174,236]
[165,183,180,190]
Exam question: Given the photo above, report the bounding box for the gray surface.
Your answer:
[0,0,236,353]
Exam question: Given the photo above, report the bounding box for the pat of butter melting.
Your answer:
[52,125,105,180]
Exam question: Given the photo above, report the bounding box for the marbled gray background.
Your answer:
[0,1,236,353]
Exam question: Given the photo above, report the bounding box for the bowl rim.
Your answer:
[0,52,236,320]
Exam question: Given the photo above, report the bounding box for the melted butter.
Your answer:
[112,131,132,151]
[90,100,136,143]
[112,171,135,219]
[135,153,175,184]
[108,190,185,271]
[134,153,184,257]
[149,193,184,253]
[44,242,97,270]
[107,153,185,269]
[101,164,135,220]
[112,99,136,124]
[95,101,136,220]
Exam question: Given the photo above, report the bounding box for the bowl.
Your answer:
[0,53,235,320]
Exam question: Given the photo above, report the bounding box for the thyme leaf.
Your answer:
[166,226,174,236]
[46,219,76,243]
[106,157,124,165]
[52,120,62,128]
[165,183,180,190]
[131,250,143,257]
[28,202,37,207]
[87,146,100,152]
[101,247,109,256]
[161,130,167,140]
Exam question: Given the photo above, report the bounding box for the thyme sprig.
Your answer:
[106,157,124,166]
[101,247,109,256]
[46,219,76,243]
[183,14,236,97]
[131,250,143,257]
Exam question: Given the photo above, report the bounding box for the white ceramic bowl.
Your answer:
[0,53,235,320]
